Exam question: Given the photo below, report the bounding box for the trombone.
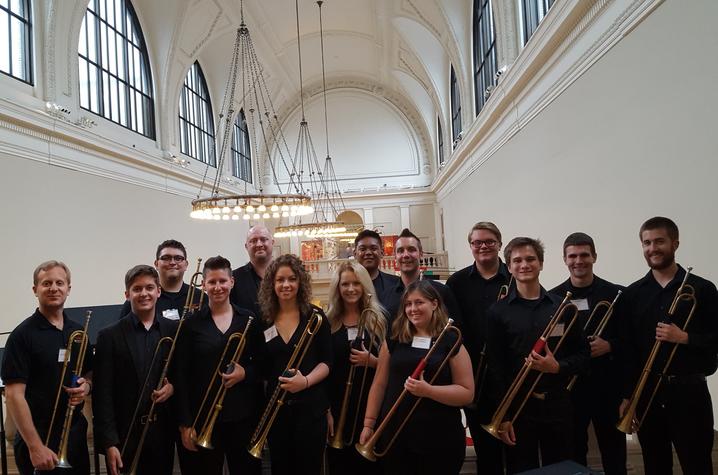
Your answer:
[192,316,254,449]
[482,293,579,439]
[248,310,323,459]
[121,258,204,475]
[617,267,696,434]
[42,310,92,470]
[566,290,622,391]
[355,319,462,461]
[329,307,380,449]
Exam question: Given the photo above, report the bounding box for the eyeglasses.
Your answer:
[470,240,499,249]
[158,255,186,262]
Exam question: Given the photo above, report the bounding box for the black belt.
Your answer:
[663,374,706,385]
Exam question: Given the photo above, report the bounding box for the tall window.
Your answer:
[79,0,155,138]
[473,0,497,115]
[0,0,33,84]
[437,117,444,166]
[450,65,462,145]
[231,109,252,183]
[178,62,215,166]
[521,0,555,44]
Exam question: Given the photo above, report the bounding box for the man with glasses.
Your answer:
[352,229,399,309]
[230,225,274,317]
[119,240,193,320]
[446,222,510,475]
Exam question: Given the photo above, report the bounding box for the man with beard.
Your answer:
[230,225,274,317]
[352,229,399,310]
[618,216,718,474]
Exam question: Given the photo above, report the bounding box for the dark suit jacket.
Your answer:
[92,313,179,459]
[230,262,262,317]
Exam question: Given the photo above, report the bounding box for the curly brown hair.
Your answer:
[258,254,313,323]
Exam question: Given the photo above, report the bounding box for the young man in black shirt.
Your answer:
[230,225,274,317]
[352,229,399,310]
[618,217,718,474]
[550,232,626,474]
[94,265,178,475]
[1,261,91,474]
[487,237,589,474]
[446,221,509,475]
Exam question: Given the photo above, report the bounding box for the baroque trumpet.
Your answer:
[482,293,579,439]
[42,310,92,470]
[192,316,254,449]
[355,319,462,461]
[617,267,696,434]
[329,308,380,449]
[248,310,323,459]
[121,258,204,475]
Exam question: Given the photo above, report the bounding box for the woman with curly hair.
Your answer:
[325,262,386,475]
[358,280,474,475]
[256,254,332,475]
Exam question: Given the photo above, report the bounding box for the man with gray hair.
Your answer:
[230,224,275,317]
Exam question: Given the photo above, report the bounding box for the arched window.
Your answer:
[78,0,155,138]
[231,109,252,183]
[437,116,445,166]
[0,0,33,84]
[450,65,462,146]
[178,61,216,166]
[473,0,497,115]
[521,0,555,45]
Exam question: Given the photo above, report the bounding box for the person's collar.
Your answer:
[507,285,547,303]
[130,312,157,330]
[33,308,66,329]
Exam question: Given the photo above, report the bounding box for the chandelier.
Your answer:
[190,2,312,221]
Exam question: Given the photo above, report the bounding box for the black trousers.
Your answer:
[267,404,327,475]
[15,416,90,475]
[571,381,626,475]
[326,443,381,475]
[637,380,714,475]
[111,417,174,475]
[465,406,505,475]
[177,419,261,475]
[506,390,573,474]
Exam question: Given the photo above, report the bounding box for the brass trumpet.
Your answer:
[482,293,579,439]
[617,267,696,434]
[43,310,92,470]
[192,316,254,449]
[355,319,462,461]
[329,308,380,449]
[566,290,622,391]
[248,310,323,459]
[121,258,204,475]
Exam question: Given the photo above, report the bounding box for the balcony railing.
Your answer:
[303,252,449,281]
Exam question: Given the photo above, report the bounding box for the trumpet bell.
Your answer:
[354,442,377,462]
[55,457,72,469]
[193,434,214,450]
[328,437,345,450]
[480,422,501,440]
[248,440,265,459]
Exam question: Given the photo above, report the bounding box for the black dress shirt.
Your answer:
[486,287,590,400]
[617,265,718,398]
[1,310,90,442]
[262,306,333,417]
[446,261,511,368]
[128,313,162,380]
[230,262,263,317]
[384,278,463,329]
[120,282,201,320]
[175,305,264,427]
[371,271,400,312]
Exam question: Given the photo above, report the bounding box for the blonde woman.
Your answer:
[326,262,386,475]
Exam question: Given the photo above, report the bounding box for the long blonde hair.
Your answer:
[327,262,387,344]
[391,280,449,343]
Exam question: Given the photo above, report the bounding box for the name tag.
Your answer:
[571,299,589,311]
[549,323,565,337]
[264,325,278,342]
[58,348,67,363]
[162,309,180,320]
[347,327,359,341]
[412,336,431,349]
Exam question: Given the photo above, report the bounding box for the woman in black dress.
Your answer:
[256,254,332,475]
[326,262,387,475]
[359,280,474,475]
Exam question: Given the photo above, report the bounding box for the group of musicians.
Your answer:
[2,216,716,475]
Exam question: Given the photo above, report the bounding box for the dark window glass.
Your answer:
[178,61,216,166]
[450,65,462,145]
[473,0,497,114]
[437,116,444,166]
[522,0,555,44]
[0,0,33,84]
[231,109,252,183]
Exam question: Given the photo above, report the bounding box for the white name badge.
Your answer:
[347,327,359,341]
[412,336,432,350]
[264,325,278,342]
[162,309,180,320]
[549,323,565,337]
[58,348,67,363]
[571,299,590,311]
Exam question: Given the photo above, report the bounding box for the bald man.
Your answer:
[229,225,274,317]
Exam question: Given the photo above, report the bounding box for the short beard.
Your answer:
[647,253,675,270]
